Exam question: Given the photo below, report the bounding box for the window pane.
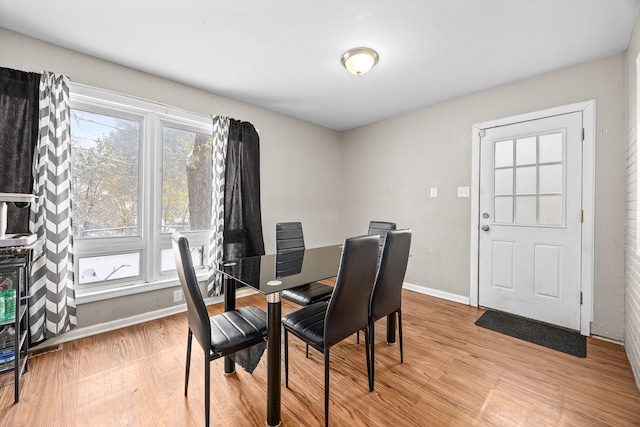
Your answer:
[162,127,213,232]
[515,136,537,165]
[539,132,563,163]
[539,195,563,225]
[515,196,537,224]
[78,252,140,284]
[515,166,536,194]
[71,109,140,238]
[494,139,513,168]
[161,246,203,272]
[494,168,513,195]
[539,164,563,194]
[495,196,513,223]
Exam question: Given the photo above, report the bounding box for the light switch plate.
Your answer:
[457,186,470,198]
[430,187,437,198]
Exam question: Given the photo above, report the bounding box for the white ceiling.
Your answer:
[1,0,639,131]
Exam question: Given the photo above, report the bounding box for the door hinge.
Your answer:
[580,292,583,305]
[581,210,584,223]
[581,128,585,141]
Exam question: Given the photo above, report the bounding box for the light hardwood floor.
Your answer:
[1,286,639,426]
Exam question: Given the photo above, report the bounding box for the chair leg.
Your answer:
[398,309,404,363]
[324,348,330,427]
[306,343,309,358]
[365,324,372,392]
[356,329,360,344]
[284,329,289,388]
[369,321,375,392]
[204,353,210,427]
[185,329,193,396]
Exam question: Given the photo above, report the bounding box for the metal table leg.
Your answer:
[266,291,282,427]
[223,274,236,375]
[386,312,397,345]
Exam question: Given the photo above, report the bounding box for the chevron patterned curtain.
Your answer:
[29,72,76,343]
[207,115,230,296]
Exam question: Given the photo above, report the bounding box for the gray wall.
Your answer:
[0,27,344,328]
[625,12,640,389]
[341,54,627,341]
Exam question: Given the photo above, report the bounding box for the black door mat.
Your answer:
[475,310,586,358]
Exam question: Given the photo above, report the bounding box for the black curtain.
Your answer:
[223,120,265,260]
[0,67,40,234]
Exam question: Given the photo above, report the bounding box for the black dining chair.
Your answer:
[368,221,397,255]
[282,234,380,427]
[356,220,397,344]
[172,232,268,427]
[277,222,334,306]
[367,229,412,391]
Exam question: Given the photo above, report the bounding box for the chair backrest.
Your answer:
[276,222,305,253]
[275,222,306,277]
[370,229,412,321]
[324,234,380,346]
[172,232,211,350]
[368,221,396,250]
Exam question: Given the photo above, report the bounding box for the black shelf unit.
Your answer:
[0,239,41,403]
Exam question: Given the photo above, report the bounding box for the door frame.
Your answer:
[469,100,595,336]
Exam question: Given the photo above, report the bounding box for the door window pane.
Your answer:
[494,139,513,168]
[515,136,537,165]
[162,127,213,232]
[539,195,563,225]
[515,196,537,224]
[492,131,565,227]
[71,109,140,238]
[495,197,513,223]
[539,164,563,194]
[516,166,536,194]
[494,168,514,195]
[539,132,563,163]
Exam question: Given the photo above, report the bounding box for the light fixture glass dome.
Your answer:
[341,47,379,76]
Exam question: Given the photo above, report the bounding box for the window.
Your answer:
[70,83,213,299]
[493,132,564,226]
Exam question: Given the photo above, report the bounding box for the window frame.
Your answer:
[70,83,213,303]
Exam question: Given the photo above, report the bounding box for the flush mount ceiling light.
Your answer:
[341,47,379,76]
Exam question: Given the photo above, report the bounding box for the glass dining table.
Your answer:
[215,244,343,427]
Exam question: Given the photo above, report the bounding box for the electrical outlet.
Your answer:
[173,289,182,303]
[457,186,470,198]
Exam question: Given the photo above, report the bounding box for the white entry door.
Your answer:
[478,111,583,331]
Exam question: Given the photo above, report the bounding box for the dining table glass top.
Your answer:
[217,244,343,294]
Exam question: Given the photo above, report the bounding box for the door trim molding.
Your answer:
[469,100,595,336]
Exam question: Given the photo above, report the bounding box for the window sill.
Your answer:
[74,271,209,305]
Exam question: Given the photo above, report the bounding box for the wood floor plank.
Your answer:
[1,290,639,426]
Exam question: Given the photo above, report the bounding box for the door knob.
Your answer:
[481,225,490,231]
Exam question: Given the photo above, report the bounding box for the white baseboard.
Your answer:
[403,282,470,305]
[30,288,258,350]
[591,334,624,346]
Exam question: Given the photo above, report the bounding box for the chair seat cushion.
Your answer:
[281,301,328,347]
[210,306,267,354]
[281,282,333,306]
